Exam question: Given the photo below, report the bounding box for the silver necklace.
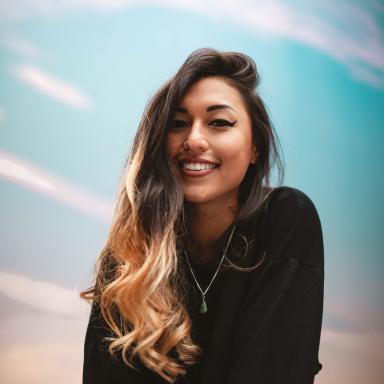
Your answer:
[184,224,236,315]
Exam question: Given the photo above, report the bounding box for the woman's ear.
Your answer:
[250,146,258,164]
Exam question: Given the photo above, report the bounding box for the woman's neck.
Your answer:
[184,193,238,264]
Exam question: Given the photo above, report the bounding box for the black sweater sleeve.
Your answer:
[83,302,109,384]
[226,188,324,384]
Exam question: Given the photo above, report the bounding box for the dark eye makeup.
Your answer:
[211,119,237,127]
[170,119,237,129]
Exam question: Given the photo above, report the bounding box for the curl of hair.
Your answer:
[80,47,284,383]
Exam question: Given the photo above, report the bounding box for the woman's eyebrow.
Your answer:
[176,104,237,114]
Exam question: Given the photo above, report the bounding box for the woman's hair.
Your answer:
[80,47,284,383]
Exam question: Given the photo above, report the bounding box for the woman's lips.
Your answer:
[179,163,220,178]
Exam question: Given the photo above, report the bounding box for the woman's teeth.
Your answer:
[183,162,217,171]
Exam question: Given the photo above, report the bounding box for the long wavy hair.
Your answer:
[80,47,284,383]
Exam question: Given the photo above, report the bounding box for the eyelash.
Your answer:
[170,119,237,129]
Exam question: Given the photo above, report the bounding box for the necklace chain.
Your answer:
[184,224,236,314]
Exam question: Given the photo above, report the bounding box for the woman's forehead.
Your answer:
[177,77,244,113]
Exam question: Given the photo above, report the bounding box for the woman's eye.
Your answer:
[169,119,237,129]
[170,120,188,129]
[210,119,236,127]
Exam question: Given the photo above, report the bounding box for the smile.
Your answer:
[179,161,220,177]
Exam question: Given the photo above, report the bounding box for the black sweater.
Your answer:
[83,186,324,384]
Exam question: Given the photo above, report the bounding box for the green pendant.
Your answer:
[199,298,208,314]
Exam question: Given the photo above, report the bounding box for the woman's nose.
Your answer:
[184,122,209,152]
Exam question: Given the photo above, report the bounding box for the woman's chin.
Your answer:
[183,192,214,204]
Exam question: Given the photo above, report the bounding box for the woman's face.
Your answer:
[166,76,257,205]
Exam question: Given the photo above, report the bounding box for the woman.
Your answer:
[81,48,324,384]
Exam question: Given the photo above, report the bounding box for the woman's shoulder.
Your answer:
[263,185,320,223]
[258,185,323,268]
[265,185,316,209]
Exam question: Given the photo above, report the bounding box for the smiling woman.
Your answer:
[167,77,257,207]
[80,48,324,384]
